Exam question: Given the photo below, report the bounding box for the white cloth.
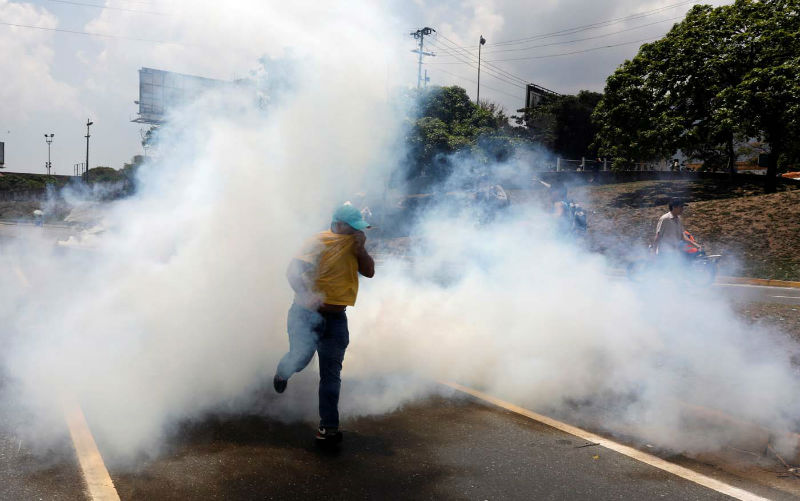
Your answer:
[655,211,684,254]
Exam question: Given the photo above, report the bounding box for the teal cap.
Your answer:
[332,203,370,231]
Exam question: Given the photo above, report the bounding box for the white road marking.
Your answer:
[770,296,800,299]
[442,381,769,501]
[63,400,120,501]
[721,283,797,291]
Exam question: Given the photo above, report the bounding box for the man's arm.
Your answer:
[287,258,322,309]
[682,232,702,249]
[652,219,663,251]
[353,231,375,278]
[287,258,314,294]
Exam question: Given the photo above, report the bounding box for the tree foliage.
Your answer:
[516,91,602,159]
[404,86,520,181]
[593,0,800,190]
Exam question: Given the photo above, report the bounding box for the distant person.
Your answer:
[475,184,509,224]
[549,182,568,219]
[549,183,588,237]
[652,198,700,257]
[273,203,375,446]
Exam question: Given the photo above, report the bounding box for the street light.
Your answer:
[477,35,486,105]
[84,119,93,181]
[44,133,54,175]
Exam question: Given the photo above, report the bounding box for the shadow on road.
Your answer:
[109,398,455,501]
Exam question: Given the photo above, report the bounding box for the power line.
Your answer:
[485,37,659,62]
[426,36,659,65]
[440,16,682,56]
[440,0,698,53]
[0,20,208,48]
[432,68,523,101]
[493,0,697,46]
[426,39,526,90]
[47,0,170,15]
[427,39,524,85]
[431,35,530,86]
[435,33,528,82]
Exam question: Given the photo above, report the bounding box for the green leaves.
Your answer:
[404,86,519,181]
[593,0,800,182]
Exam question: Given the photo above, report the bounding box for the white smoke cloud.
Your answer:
[1,0,798,469]
[1,0,407,461]
[349,208,800,455]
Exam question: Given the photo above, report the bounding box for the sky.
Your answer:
[0,0,731,174]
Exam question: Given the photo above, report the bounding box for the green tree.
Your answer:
[591,54,671,170]
[527,91,603,159]
[404,86,518,181]
[593,0,800,186]
[121,154,145,178]
[722,0,800,190]
[593,4,743,170]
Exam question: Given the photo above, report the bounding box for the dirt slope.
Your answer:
[568,180,800,280]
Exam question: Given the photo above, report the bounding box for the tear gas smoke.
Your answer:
[1,0,799,467]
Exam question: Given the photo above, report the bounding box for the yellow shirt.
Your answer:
[296,230,359,306]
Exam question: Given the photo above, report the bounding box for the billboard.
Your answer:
[525,83,560,109]
[133,67,231,124]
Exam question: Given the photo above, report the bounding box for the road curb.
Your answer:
[719,277,800,289]
[677,402,800,465]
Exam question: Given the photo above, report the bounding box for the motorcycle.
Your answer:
[626,231,722,286]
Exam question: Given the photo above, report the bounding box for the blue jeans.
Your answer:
[276,303,350,428]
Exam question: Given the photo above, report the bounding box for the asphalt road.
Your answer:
[717,283,800,305]
[4,389,797,501]
[0,403,86,501]
[0,221,76,242]
[1,222,797,499]
[101,393,783,501]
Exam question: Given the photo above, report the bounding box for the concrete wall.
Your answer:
[535,170,789,189]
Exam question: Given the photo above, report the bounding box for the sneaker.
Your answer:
[315,427,343,445]
[273,374,287,394]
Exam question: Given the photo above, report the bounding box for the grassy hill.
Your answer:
[374,178,798,280]
[567,180,800,280]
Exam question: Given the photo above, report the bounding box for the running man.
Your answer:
[273,203,375,445]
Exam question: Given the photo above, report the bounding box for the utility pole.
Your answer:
[424,69,430,87]
[477,35,486,105]
[410,27,436,88]
[84,119,93,182]
[44,133,54,175]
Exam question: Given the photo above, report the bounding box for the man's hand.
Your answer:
[352,231,375,278]
[353,230,367,251]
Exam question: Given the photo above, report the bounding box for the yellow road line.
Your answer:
[441,381,768,501]
[63,401,120,501]
[720,277,800,289]
[13,265,30,288]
